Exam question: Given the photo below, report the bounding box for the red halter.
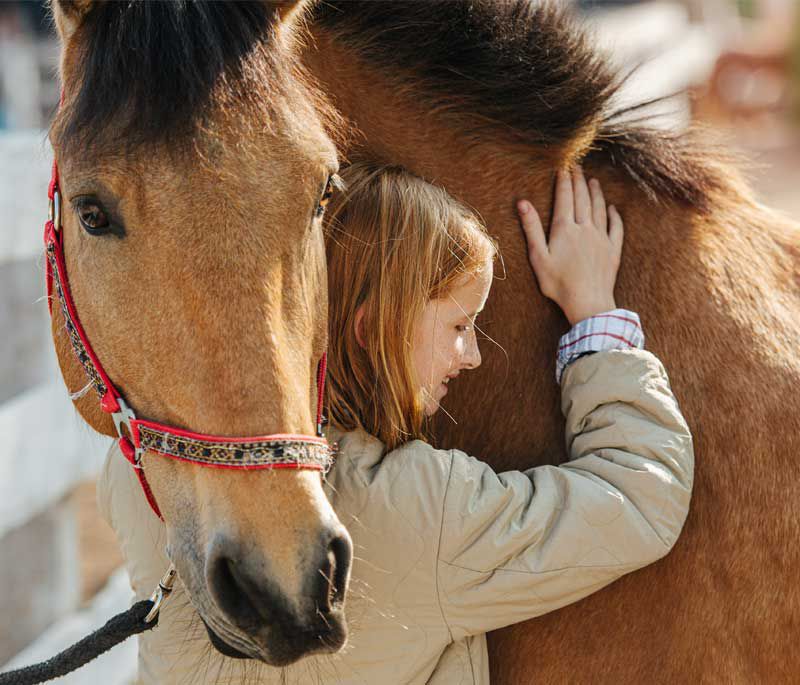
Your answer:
[44,157,330,520]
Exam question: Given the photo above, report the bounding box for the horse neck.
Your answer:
[303,29,800,475]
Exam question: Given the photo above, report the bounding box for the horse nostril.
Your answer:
[208,553,262,626]
[320,530,352,611]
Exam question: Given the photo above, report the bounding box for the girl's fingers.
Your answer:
[554,169,574,224]
[572,166,591,224]
[588,178,607,231]
[608,205,624,255]
[517,200,548,261]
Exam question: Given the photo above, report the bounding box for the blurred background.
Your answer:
[0,0,798,682]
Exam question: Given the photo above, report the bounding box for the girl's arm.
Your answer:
[434,170,694,639]
[437,347,692,638]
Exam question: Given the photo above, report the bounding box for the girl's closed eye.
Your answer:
[456,311,481,332]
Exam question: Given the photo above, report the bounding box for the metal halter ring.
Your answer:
[48,189,61,231]
[111,396,144,468]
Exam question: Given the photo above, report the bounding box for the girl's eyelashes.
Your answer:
[456,313,480,332]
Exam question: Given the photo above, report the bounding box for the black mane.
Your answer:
[313,0,723,210]
[54,1,282,153]
[316,1,614,148]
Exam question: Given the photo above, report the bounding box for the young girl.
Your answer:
[98,164,693,684]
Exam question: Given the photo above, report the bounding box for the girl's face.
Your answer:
[412,260,493,416]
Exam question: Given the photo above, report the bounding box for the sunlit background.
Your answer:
[1,1,798,682]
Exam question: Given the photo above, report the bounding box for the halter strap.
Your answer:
[45,158,330,520]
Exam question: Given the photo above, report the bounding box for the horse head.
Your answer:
[49,0,349,665]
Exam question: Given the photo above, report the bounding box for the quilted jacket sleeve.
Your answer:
[436,348,694,640]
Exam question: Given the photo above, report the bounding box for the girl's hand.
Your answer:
[517,167,623,326]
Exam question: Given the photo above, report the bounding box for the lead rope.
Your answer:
[0,566,176,685]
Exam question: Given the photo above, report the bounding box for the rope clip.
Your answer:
[144,564,177,624]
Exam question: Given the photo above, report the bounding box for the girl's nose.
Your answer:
[462,331,482,370]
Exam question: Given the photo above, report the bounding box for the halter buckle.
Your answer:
[48,190,61,232]
[112,397,143,467]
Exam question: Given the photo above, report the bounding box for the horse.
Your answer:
[48,0,352,666]
[48,0,800,682]
[306,2,800,682]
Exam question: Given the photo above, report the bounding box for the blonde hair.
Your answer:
[325,162,497,450]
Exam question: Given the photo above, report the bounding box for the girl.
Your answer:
[99,164,693,684]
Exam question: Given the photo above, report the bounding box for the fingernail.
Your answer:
[518,200,531,214]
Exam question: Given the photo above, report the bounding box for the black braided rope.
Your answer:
[0,599,158,685]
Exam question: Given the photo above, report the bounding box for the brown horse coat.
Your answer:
[51,0,799,680]
[305,2,800,683]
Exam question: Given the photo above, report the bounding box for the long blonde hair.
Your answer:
[325,162,496,450]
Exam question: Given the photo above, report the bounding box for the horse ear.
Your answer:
[267,0,308,25]
[51,0,95,42]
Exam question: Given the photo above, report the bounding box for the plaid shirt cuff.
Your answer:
[556,309,645,384]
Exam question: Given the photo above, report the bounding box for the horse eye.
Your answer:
[315,174,338,218]
[75,199,111,235]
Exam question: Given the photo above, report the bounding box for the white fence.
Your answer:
[0,132,131,679]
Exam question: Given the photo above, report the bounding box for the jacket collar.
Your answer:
[327,425,386,480]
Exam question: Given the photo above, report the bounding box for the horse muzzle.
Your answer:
[202,524,352,665]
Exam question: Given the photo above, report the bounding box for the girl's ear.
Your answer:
[354,304,367,349]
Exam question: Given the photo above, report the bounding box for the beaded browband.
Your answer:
[44,157,331,520]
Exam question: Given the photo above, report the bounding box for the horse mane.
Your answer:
[313,0,728,213]
[53,1,287,154]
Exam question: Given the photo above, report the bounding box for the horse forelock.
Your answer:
[52,1,296,156]
[313,0,733,213]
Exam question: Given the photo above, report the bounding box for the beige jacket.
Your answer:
[98,349,694,684]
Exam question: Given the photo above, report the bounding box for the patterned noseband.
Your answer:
[44,158,331,520]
